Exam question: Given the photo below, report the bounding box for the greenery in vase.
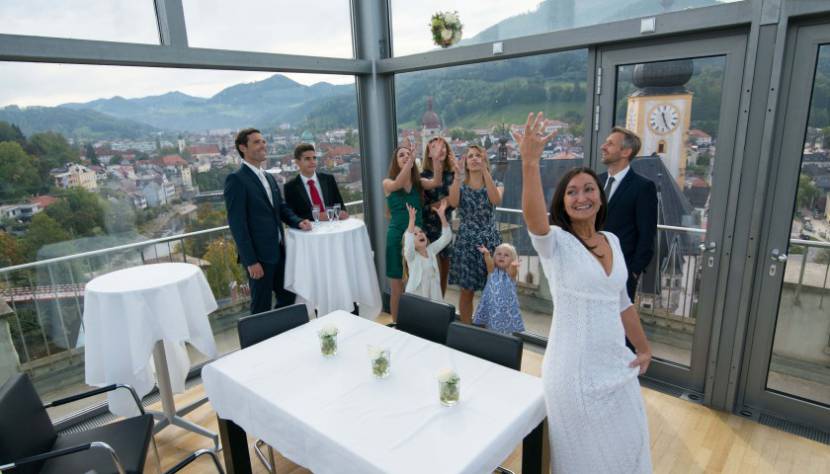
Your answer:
[320,335,337,356]
[368,346,390,378]
[319,324,338,356]
[372,354,389,377]
[437,368,460,405]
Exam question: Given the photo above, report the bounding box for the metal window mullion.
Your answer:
[0,33,370,75]
[155,0,188,48]
[27,272,51,357]
[3,271,31,363]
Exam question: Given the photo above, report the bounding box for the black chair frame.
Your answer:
[0,375,224,474]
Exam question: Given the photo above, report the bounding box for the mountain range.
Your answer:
[59,75,355,133]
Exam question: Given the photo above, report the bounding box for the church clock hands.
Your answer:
[648,104,679,134]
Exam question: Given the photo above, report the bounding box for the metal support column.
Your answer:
[352,0,397,299]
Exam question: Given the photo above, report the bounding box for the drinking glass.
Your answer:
[312,205,320,226]
[326,207,335,222]
[333,203,341,222]
[368,346,391,378]
[439,379,460,406]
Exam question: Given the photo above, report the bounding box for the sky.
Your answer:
[0,0,735,107]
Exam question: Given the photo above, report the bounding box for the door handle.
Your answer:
[698,241,717,253]
[770,248,788,262]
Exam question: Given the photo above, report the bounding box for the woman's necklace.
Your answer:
[577,231,605,257]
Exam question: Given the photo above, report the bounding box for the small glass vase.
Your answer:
[439,379,460,406]
[370,349,391,378]
[319,334,337,357]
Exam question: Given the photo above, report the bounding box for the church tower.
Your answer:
[625,60,693,187]
[421,97,442,159]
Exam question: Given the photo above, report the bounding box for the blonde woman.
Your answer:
[447,145,503,323]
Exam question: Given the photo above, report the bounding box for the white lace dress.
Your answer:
[530,226,652,473]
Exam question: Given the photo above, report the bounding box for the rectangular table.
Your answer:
[202,311,547,474]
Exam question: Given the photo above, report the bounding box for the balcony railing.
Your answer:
[1,200,828,397]
[0,202,362,395]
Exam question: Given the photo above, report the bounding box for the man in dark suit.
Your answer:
[224,128,312,315]
[284,143,349,221]
[598,127,658,303]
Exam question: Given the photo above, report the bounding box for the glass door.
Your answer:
[742,22,830,433]
[596,32,748,393]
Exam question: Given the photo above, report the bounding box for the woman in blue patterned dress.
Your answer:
[448,144,503,323]
[473,243,525,334]
[420,137,456,296]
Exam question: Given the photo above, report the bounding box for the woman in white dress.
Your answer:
[514,112,653,473]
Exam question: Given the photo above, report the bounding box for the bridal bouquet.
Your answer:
[431,11,463,48]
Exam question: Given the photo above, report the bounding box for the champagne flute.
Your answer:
[333,203,341,222]
[326,207,335,223]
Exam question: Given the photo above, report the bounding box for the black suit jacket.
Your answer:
[599,168,658,276]
[224,165,302,267]
[284,172,346,221]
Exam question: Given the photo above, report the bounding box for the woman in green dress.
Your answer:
[384,145,422,321]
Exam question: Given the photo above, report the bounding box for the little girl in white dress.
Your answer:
[403,201,452,301]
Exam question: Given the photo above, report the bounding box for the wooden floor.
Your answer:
[148,338,830,473]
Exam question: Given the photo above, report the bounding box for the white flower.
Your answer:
[444,12,458,25]
[451,31,461,43]
[441,28,453,41]
[367,345,384,360]
[437,368,459,383]
[319,324,338,337]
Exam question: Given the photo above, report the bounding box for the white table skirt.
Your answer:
[285,218,382,319]
[84,263,218,416]
[203,311,545,474]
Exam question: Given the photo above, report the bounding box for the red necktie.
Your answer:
[307,179,325,210]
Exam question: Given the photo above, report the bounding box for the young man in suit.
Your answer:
[284,143,349,221]
[598,127,658,302]
[224,128,312,315]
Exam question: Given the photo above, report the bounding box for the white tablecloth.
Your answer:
[285,218,382,319]
[203,311,545,474]
[84,263,218,416]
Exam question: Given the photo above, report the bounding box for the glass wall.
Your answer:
[766,44,830,406]
[390,0,743,56]
[182,0,354,58]
[612,56,726,367]
[0,62,359,417]
[0,0,160,43]
[394,50,588,338]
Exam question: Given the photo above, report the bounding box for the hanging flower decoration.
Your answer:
[431,11,463,48]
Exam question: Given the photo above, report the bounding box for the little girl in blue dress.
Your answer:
[473,243,525,334]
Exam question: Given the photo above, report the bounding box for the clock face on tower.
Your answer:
[648,104,680,134]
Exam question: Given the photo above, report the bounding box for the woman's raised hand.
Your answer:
[512,112,557,166]
[453,155,466,178]
[436,199,448,217]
